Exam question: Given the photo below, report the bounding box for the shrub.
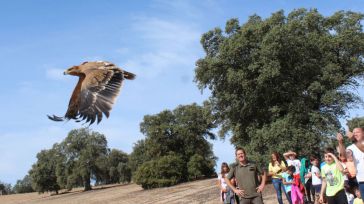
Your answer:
[134,154,186,189]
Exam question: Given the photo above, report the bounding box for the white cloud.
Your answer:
[124,51,189,79]
[46,68,67,81]
[132,17,200,50]
[120,17,202,79]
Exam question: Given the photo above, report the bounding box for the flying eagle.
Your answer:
[48,61,135,125]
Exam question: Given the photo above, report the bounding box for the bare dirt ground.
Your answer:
[0,178,289,204]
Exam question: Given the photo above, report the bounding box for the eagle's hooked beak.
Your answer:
[64,69,70,75]
[64,66,79,75]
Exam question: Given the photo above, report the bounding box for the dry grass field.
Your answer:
[0,178,289,204]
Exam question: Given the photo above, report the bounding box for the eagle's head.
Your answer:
[64,65,82,76]
[64,61,113,76]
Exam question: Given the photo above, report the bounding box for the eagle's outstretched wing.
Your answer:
[48,62,135,125]
[77,68,135,125]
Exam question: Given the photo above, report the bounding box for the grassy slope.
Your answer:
[0,179,287,204]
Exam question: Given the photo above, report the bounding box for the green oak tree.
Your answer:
[13,175,34,194]
[133,153,185,189]
[29,148,60,194]
[0,181,13,195]
[58,128,108,191]
[195,9,364,165]
[347,117,364,131]
[130,103,217,188]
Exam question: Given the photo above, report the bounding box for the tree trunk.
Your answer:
[84,174,92,191]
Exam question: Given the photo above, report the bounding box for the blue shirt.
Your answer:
[282,172,293,192]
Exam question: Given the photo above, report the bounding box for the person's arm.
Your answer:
[268,163,275,177]
[319,178,327,203]
[282,176,294,185]
[280,161,287,172]
[337,132,347,160]
[313,168,321,178]
[283,152,290,160]
[225,177,244,197]
[327,153,345,172]
[217,177,226,192]
[256,171,266,193]
[346,130,353,140]
[305,172,312,178]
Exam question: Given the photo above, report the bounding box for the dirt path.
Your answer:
[0,178,289,204]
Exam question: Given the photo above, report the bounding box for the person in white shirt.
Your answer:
[217,162,236,204]
[310,155,322,204]
[284,150,301,175]
[338,128,364,203]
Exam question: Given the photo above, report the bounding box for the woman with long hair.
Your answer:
[269,152,290,204]
[217,162,235,204]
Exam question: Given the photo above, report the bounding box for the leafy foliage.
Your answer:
[187,154,215,180]
[57,128,108,191]
[130,103,217,188]
[195,9,364,166]
[347,117,364,131]
[117,162,132,183]
[13,175,34,194]
[29,148,60,194]
[129,140,149,173]
[106,149,131,184]
[133,154,185,189]
[29,128,131,193]
[0,181,13,195]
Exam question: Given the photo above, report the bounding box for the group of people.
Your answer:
[217,127,364,204]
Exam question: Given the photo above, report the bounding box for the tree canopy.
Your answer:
[131,103,217,188]
[29,128,131,193]
[0,181,13,195]
[347,116,364,131]
[195,9,364,164]
[29,148,60,194]
[13,175,34,194]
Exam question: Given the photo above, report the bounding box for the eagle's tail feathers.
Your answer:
[123,71,136,80]
[47,114,64,122]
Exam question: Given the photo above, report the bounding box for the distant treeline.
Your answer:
[9,103,217,194]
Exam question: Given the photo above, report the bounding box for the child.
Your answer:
[284,150,301,175]
[217,162,235,204]
[292,170,305,204]
[320,147,348,204]
[310,155,322,204]
[346,186,355,204]
[354,187,364,204]
[282,165,295,204]
[301,157,315,203]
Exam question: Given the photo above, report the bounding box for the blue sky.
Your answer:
[0,0,363,185]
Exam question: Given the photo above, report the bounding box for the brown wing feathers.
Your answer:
[48,61,135,125]
[79,69,123,125]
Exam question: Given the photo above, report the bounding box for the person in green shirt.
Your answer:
[319,147,348,204]
[225,147,267,204]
